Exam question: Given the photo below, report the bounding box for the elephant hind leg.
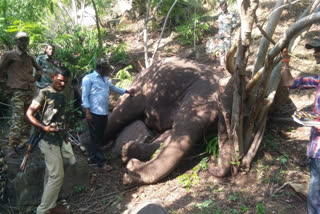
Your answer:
[208,113,232,177]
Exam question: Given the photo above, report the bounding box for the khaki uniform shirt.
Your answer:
[33,86,66,145]
[0,48,42,89]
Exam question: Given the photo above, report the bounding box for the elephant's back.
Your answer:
[135,57,224,132]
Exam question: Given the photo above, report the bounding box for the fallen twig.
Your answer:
[272,182,291,195]
[86,186,138,202]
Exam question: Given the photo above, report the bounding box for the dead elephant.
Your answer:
[106,57,234,186]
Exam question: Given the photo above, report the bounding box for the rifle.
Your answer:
[19,132,42,171]
[19,96,47,172]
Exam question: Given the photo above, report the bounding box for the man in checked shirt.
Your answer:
[281,38,320,214]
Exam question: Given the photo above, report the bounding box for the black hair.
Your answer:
[220,1,227,7]
[54,66,71,77]
[44,44,55,54]
[96,63,112,71]
[46,44,55,50]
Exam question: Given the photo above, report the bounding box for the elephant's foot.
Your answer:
[123,172,142,186]
[208,159,230,177]
[123,158,148,186]
[126,158,145,171]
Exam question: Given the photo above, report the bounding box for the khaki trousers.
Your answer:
[36,140,64,214]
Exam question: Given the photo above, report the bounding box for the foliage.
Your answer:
[228,192,241,202]
[107,42,129,66]
[53,26,100,74]
[73,185,85,193]
[204,134,219,157]
[193,199,214,209]
[65,99,83,132]
[262,133,279,150]
[256,203,265,214]
[178,157,209,190]
[6,20,47,50]
[114,65,133,89]
[175,17,209,45]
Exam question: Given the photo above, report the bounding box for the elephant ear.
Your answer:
[226,44,237,75]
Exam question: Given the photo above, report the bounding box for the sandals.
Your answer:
[100,163,113,172]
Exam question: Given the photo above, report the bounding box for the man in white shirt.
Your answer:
[81,58,134,170]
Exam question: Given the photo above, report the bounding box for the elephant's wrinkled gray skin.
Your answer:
[105,57,232,185]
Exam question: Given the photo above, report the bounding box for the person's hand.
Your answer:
[86,111,94,126]
[281,48,290,63]
[43,124,60,132]
[126,88,135,97]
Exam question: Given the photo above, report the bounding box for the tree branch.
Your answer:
[143,0,152,68]
[150,0,179,66]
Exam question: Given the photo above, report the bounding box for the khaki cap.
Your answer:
[15,32,29,40]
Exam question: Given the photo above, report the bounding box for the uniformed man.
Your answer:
[26,67,70,214]
[36,44,60,91]
[0,32,43,157]
[217,1,237,70]
[0,145,7,202]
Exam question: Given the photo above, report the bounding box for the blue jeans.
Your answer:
[308,158,320,214]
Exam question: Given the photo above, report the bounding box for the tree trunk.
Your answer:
[231,0,258,174]
[91,0,102,50]
[80,0,86,27]
[72,0,78,25]
[238,10,320,173]
[253,0,285,74]
[143,0,151,68]
[150,0,178,66]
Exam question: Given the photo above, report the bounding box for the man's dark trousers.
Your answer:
[87,113,108,165]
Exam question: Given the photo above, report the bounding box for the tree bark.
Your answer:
[231,0,258,170]
[72,0,78,25]
[253,0,285,74]
[143,0,151,68]
[91,0,102,50]
[80,0,86,27]
[150,0,179,66]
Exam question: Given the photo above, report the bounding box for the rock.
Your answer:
[290,183,308,197]
[287,170,310,197]
[112,120,154,158]
[5,147,90,211]
[123,199,169,214]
